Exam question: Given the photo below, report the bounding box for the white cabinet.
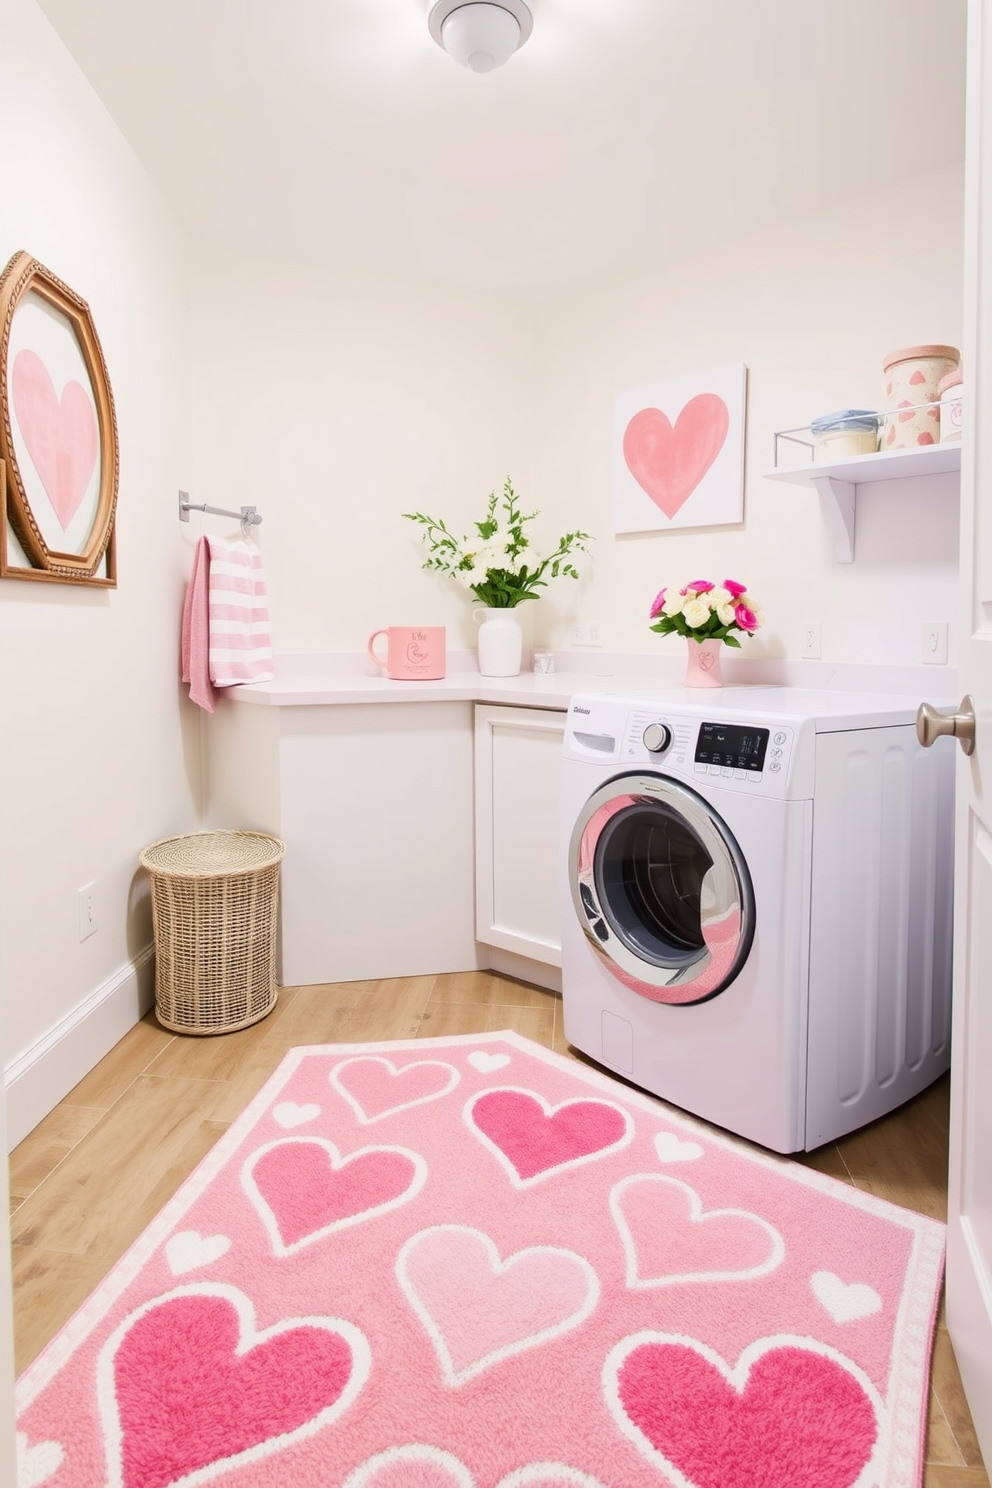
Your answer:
[205,698,482,985]
[474,704,566,979]
[765,442,961,562]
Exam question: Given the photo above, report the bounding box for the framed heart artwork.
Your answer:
[612,364,747,535]
[0,250,118,586]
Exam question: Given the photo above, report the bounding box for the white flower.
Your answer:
[682,597,712,629]
[710,586,732,608]
[662,591,685,617]
[716,602,737,626]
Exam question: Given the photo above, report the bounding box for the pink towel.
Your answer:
[180,536,217,713]
[204,534,274,686]
[181,535,274,712]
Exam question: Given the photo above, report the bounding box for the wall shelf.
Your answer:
[765,442,961,562]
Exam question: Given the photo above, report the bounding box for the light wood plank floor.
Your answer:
[9,972,988,1487]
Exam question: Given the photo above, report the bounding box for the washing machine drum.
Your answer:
[568,772,755,1005]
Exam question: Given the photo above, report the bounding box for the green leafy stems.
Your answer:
[403,477,591,609]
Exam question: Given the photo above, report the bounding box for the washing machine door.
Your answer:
[568,771,755,1005]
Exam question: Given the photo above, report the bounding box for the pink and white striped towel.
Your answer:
[181,535,274,712]
[205,534,274,687]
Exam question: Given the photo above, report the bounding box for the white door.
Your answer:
[938,0,992,1460]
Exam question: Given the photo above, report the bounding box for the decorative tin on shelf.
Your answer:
[881,344,959,450]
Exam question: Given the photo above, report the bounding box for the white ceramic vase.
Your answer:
[473,606,523,677]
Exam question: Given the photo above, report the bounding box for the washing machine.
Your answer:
[561,688,955,1153]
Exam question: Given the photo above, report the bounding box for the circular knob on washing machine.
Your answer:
[642,722,672,754]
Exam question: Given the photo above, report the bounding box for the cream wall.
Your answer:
[188,169,964,675]
[530,164,965,668]
[189,251,538,653]
[0,0,198,1143]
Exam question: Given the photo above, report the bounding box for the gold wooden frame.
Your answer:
[0,251,118,586]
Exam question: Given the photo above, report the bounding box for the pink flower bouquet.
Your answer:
[649,578,765,648]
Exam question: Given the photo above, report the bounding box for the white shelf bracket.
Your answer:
[811,475,856,563]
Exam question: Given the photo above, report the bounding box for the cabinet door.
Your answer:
[474,705,566,966]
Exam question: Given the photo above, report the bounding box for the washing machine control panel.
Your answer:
[621,711,796,790]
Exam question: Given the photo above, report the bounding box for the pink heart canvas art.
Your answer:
[622,395,729,519]
[613,364,747,534]
[11,348,98,532]
[16,1032,944,1488]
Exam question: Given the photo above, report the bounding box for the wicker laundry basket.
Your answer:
[139,830,286,1035]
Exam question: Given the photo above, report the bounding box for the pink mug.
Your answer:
[367,626,446,681]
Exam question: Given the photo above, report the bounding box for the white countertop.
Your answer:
[224,651,956,710]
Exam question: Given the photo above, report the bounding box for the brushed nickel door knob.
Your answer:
[917,695,976,756]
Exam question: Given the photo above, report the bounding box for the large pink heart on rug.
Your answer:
[108,1288,367,1488]
[245,1138,426,1252]
[468,1089,631,1184]
[623,395,729,518]
[331,1056,460,1122]
[611,1175,784,1287]
[11,349,98,531]
[397,1225,598,1384]
[609,1335,878,1488]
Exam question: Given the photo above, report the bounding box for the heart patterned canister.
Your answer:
[881,344,959,450]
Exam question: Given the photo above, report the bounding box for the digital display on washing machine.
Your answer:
[694,722,770,772]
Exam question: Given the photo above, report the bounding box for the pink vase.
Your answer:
[684,637,724,687]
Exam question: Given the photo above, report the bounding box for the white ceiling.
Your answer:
[36,0,967,303]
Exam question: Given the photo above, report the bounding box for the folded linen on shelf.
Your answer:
[181,533,274,712]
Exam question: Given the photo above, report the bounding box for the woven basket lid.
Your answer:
[139,830,285,877]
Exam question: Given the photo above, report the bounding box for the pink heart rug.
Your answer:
[15,1033,945,1488]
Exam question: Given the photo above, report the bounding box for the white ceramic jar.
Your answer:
[809,409,880,461]
[881,344,959,450]
[938,367,964,442]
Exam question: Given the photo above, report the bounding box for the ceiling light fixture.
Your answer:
[428,0,533,74]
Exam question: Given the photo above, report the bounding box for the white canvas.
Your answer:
[612,364,747,535]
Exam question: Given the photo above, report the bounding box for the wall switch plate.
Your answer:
[801,623,821,659]
[78,881,98,941]
[923,622,949,664]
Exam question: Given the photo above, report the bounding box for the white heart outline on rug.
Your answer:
[609,1175,785,1288]
[16,1430,63,1487]
[340,1446,610,1488]
[464,1086,635,1188]
[330,1056,461,1123]
[496,1465,612,1487]
[242,1137,428,1256]
[811,1270,884,1324]
[396,1224,600,1386]
[96,1282,371,1488]
[273,1101,322,1129]
[467,1051,512,1073]
[342,1443,477,1486]
[165,1229,232,1277]
[654,1131,704,1164]
[602,1330,886,1488]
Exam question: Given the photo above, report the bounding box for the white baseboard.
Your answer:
[484,945,562,994]
[4,947,155,1151]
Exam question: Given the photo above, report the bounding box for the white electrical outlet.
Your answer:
[923,622,949,665]
[78,881,98,941]
[572,620,604,647]
[801,623,821,660]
